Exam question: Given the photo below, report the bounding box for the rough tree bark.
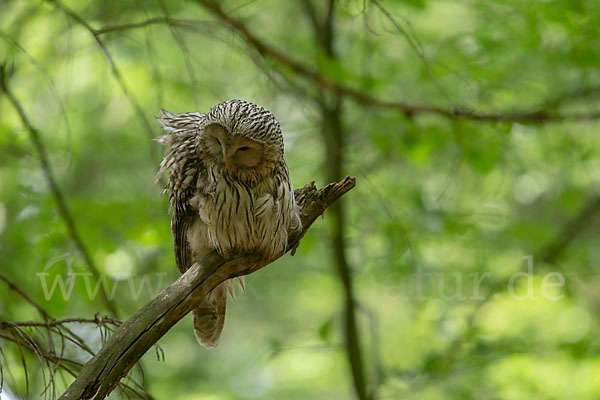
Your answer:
[59,176,356,400]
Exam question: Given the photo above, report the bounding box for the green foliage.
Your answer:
[0,0,599,399]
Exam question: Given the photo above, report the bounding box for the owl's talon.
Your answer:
[290,241,300,256]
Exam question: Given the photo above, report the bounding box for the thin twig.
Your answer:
[12,330,30,399]
[0,273,97,356]
[370,0,454,105]
[157,0,200,107]
[48,0,157,156]
[95,17,214,35]
[196,0,600,123]
[0,65,119,317]
[0,274,51,319]
[0,317,122,330]
[0,30,73,151]
[0,332,152,398]
[133,0,165,109]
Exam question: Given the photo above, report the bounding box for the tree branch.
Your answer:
[196,0,600,123]
[301,1,371,398]
[59,177,356,399]
[538,195,600,263]
[0,65,119,318]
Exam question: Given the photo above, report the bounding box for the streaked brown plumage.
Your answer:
[156,100,301,347]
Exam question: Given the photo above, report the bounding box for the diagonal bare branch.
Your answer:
[59,177,356,399]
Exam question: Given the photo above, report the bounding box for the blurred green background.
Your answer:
[1,0,600,399]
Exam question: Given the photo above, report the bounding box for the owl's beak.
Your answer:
[222,146,230,170]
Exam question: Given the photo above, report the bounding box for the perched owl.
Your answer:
[156,100,301,347]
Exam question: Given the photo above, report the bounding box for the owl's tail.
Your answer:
[193,281,228,347]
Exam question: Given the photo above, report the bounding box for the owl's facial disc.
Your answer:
[225,137,264,170]
[204,123,265,173]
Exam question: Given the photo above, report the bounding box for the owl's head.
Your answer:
[199,100,285,183]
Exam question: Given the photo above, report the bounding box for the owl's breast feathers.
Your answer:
[199,170,300,260]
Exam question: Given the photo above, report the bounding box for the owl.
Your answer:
[156,100,301,347]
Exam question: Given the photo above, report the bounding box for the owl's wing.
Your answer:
[156,110,207,273]
[171,210,196,273]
